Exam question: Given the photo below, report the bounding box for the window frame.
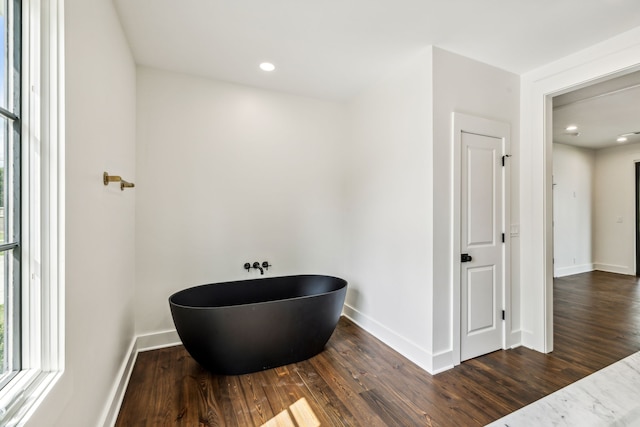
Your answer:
[0,0,64,423]
[0,0,23,391]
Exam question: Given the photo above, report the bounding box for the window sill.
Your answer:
[0,369,63,426]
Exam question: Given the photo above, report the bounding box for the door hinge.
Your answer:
[502,154,512,167]
[502,310,505,320]
[502,233,505,243]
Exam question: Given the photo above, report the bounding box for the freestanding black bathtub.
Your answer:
[169,274,347,375]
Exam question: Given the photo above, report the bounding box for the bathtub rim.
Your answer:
[168,274,347,310]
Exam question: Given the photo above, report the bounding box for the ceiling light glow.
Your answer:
[617,137,628,143]
[565,125,578,131]
[259,62,275,72]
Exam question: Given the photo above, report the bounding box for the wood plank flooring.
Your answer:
[116,271,640,426]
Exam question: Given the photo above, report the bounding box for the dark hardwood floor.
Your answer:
[116,271,640,426]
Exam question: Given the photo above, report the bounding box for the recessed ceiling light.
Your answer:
[259,62,275,72]
[617,136,628,143]
[565,125,578,131]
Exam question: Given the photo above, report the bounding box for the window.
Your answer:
[0,0,21,389]
[0,0,63,424]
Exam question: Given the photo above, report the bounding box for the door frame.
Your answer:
[452,112,511,366]
[521,31,640,353]
[636,162,640,276]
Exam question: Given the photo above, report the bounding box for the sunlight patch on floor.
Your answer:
[261,398,321,427]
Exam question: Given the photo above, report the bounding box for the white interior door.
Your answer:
[460,131,504,362]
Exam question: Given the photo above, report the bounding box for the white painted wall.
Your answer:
[552,143,595,277]
[344,50,435,369]
[550,141,637,278]
[431,48,520,368]
[593,142,640,275]
[344,47,520,373]
[135,67,347,334]
[25,0,137,426]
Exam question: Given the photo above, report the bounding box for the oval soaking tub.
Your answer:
[169,274,347,375]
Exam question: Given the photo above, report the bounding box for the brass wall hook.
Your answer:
[103,172,135,191]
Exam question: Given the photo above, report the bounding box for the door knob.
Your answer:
[461,253,473,263]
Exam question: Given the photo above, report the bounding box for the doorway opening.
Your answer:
[552,70,640,280]
[550,69,640,373]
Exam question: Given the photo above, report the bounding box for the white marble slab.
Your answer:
[487,351,640,427]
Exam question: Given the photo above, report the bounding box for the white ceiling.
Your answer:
[553,70,640,150]
[113,0,640,100]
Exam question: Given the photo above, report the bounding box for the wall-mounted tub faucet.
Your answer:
[252,262,264,275]
[244,261,271,274]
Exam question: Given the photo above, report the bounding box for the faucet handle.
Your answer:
[244,262,251,272]
[262,261,271,270]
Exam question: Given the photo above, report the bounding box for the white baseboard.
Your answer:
[520,329,535,350]
[137,329,181,351]
[431,350,454,374]
[98,338,138,427]
[554,263,594,278]
[593,263,635,276]
[342,304,439,374]
[100,330,182,427]
[507,329,522,349]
